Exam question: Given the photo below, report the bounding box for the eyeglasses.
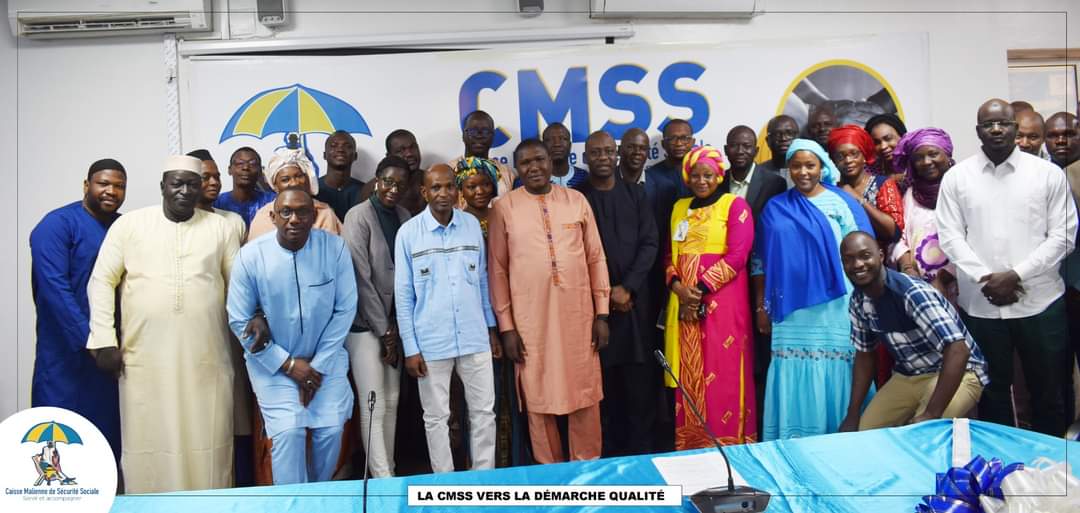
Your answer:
[978,120,1017,131]
[663,135,694,144]
[464,128,494,138]
[278,207,314,220]
[587,148,617,158]
[379,178,404,192]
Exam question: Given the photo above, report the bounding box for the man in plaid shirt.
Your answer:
[837,232,989,431]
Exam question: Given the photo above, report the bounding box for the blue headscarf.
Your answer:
[755,139,874,323]
[785,138,840,186]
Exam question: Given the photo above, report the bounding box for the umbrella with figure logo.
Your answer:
[23,421,81,486]
[220,83,371,175]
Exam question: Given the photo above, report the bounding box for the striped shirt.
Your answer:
[395,207,496,360]
[850,269,990,386]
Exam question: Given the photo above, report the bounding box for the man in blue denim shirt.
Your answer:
[395,164,501,473]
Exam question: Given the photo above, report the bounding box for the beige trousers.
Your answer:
[859,371,984,430]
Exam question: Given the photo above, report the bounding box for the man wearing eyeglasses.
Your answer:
[215,147,277,228]
[645,119,695,199]
[449,110,514,203]
[936,98,1077,436]
[756,115,800,189]
[227,188,358,485]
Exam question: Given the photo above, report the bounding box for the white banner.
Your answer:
[180,33,928,183]
[406,485,682,507]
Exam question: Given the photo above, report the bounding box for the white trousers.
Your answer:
[346,331,401,478]
[417,351,496,473]
[269,425,343,485]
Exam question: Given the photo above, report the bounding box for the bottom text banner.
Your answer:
[407,485,682,507]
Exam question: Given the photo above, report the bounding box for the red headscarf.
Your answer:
[826,124,876,166]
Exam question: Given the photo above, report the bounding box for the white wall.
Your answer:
[4,0,1079,420]
[1,0,17,419]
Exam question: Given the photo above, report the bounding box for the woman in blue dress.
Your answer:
[754,139,875,440]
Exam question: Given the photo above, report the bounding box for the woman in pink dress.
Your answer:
[663,146,756,449]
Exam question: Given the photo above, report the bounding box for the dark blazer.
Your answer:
[342,199,412,334]
[720,163,788,221]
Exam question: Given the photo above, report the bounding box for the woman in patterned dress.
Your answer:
[663,146,757,448]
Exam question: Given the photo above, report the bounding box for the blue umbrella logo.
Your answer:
[220,83,371,174]
[23,421,82,486]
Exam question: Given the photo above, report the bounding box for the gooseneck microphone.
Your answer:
[654,349,770,513]
[654,349,736,490]
[363,390,376,513]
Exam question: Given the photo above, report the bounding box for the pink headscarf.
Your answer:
[681,146,727,185]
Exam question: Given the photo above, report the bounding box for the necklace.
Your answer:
[849,171,871,195]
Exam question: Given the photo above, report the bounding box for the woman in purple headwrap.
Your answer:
[890,128,957,302]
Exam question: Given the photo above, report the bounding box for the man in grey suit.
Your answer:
[719,125,787,430]
[341,156,413,477]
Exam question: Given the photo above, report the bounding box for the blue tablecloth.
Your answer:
[110,420,1078,512]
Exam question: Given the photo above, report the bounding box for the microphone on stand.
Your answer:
[654,349,770,513]
[363,390,376,513]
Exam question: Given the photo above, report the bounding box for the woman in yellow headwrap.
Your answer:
[455,156,500,237]
[663,146,757,449]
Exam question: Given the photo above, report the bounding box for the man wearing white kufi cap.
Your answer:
[245,149,343,243]
[88,155,242,493]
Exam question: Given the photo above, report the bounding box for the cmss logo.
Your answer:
[0,407,117,513]
[459,62,709,147]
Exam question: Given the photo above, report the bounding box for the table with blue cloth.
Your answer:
[110,420,1078,513]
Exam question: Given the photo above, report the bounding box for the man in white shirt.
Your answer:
[936,98,1078,436]
[1015,109,1046,157]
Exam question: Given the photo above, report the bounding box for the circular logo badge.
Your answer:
[0,407,117,513]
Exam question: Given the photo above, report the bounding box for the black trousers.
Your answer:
[601,362,661,457]
[962,297,1070,436]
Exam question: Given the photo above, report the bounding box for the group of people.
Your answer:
[28,98,1080,494]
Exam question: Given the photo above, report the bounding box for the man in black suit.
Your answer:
[757,115,799,188]
[720,125,787,430]
[618,127,677,452]
[721,125,787,218]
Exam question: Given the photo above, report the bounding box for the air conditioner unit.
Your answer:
[589,0,764,19]
[9,0,212,39]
